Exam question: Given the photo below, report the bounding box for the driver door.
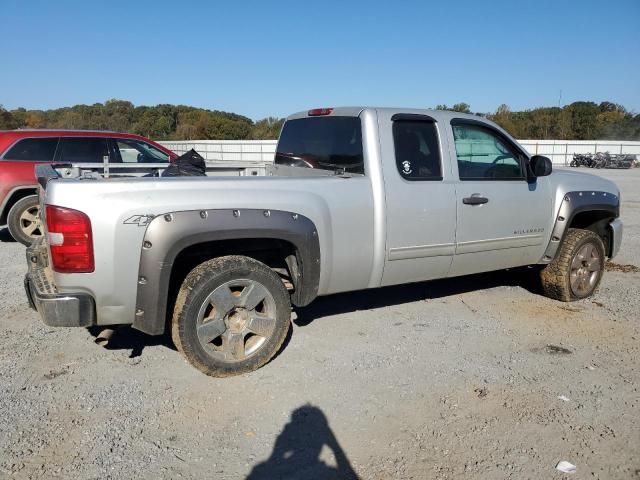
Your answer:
[448,120,551,276]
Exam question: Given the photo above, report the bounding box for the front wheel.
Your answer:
[171,255,291,377]
[540,228,605,302]
[7,195,43,246]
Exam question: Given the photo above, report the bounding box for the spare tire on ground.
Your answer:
[161,149,207,177]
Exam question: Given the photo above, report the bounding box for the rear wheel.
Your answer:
[540,228,605,301]
[171,255,291,377]
[7,195,43,246]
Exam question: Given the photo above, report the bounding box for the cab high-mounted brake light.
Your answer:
[308,108,334,116]
[45,205,94,273]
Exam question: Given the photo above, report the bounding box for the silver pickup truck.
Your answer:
[25,107,623,377]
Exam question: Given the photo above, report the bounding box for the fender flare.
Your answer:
[540,190,619,263]
[133,208,321,335]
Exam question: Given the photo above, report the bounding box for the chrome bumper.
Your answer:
[609,218,623,259]
[25,240,95,328]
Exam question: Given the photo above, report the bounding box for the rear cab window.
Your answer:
[2,137,59,161]
[275,116,364,174]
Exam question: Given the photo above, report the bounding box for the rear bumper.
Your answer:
[609,218,623,259]
[24,240,95,327]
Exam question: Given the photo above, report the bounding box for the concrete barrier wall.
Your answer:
[159,139,640,166]
[159,140,277,163]
[518,140,640,165]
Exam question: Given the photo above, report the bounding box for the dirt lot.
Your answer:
[0,168,639,480]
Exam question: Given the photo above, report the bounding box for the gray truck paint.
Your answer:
[541,190,620,262]
[134,209,320,335]
[29,107,622,331]
[24,237,96,327]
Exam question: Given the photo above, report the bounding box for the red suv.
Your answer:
[0,130,177,245]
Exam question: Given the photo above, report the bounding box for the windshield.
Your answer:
[275,117,364,174]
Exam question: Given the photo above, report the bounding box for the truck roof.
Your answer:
[286,107,487,123]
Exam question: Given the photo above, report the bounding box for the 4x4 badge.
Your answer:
[123,215,155,227]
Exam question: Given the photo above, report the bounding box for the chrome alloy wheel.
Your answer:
[196,279,277,362]
[569,242,602,297]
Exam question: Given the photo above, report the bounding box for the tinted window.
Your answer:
[57,138,109,163]
[393,120,442,180]
[3,138,59,161]
[452,124,525,180]
[275,117,364,174]
[113,138,170,163]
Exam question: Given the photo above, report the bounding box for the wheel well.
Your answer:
[1,188,38,225]
[164,238,298,331]
[569,210,615,256]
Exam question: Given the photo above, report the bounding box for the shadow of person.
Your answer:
[247,405,359,480]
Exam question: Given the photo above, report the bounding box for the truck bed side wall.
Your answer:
[45,174,376,326]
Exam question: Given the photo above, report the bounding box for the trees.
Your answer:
[1,100,259,140]
[0,105,19,130]
[490,104,520,137]
[484,101,638,140]
[251,117,284,139]
[566,101,600,139]
[2,100,638,140]
[435,103,472,113]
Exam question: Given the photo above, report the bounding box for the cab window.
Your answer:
[275,117,364,174]
[393,120,442,180]
[452,123,525,180]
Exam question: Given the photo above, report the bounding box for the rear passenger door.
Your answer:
[447,119,551,276]
[380,113,457,286]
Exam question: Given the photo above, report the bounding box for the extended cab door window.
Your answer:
[57,137,109,163]
[392,119,442,180]
[452,123,525,180]
[2,138,59,161]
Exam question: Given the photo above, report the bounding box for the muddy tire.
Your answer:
[540,228,605,302]
[7,195,43,246]
[171,255,291,377]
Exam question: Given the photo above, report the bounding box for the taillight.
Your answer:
[45,205,94,273]
[308,107,334,116]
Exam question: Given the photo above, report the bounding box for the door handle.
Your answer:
[462,195,489,205]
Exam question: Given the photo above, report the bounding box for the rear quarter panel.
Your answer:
[45,175,376,326]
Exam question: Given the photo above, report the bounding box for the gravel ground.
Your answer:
[0,168,639,480]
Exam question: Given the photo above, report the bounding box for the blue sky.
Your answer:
[2,0,639,120]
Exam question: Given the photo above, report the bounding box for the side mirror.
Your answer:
[530,155,552,177]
